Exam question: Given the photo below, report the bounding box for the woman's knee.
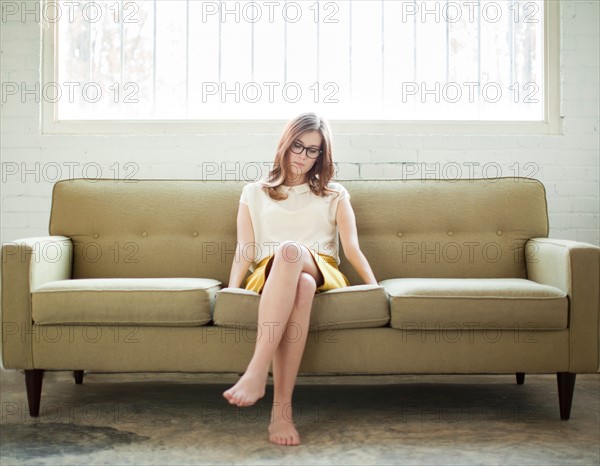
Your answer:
[296,272,317,301]
[273,241,306,268]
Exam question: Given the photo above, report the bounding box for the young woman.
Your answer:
[223,112,378,446]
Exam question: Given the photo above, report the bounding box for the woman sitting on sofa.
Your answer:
[223,112,378,446]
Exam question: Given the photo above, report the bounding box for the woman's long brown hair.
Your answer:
[261,112,339,201]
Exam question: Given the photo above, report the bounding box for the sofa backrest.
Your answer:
[49,178,549,285]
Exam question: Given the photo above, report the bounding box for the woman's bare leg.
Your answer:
[269,272,316,446]
[223,242,321,407]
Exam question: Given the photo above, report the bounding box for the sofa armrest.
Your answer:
[525,238,600,373]
[1,236,73,370]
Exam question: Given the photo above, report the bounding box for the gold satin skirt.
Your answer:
[243,250,350,295]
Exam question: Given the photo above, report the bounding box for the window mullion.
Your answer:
[413,0,417,84]
[120,0,124,84]
[446,0,449,83]
[152,0,157,115]
[185,0,189,116]
[349,1,352,104]
[316,5,320,86]
[251,16,255,82]
[477,0,482,114]
[381,0,384,110]
[284,0,287,84]
[218,6,222,83]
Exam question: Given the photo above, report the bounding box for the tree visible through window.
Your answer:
[53,0,545,121]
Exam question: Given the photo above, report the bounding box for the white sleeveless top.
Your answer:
[239,179,351,272]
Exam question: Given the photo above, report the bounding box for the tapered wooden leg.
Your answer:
[516,372,525,385]
[557,372,576,420]
[74,370,84,384]
[24,369,44,417]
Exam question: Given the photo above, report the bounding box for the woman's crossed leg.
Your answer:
[222,240,323,445]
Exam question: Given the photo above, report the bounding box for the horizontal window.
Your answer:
[39,0,559,133]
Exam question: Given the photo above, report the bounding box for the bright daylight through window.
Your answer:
[51,0,545,121]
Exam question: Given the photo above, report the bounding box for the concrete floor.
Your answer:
[1,369,598,465]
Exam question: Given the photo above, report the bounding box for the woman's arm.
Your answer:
[226,202,255,288]
[336,198,378,285]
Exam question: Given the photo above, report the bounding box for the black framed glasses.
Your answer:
[290,141,322,159]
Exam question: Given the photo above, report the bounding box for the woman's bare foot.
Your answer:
[222,369,268,407]
[268,404,301,446]
[269,419,300,446]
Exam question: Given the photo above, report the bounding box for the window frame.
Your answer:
[41,0,561,135]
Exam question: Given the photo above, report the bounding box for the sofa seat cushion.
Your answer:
[380,278,568,330]
[213,285,390,331]
[32,278,221,326]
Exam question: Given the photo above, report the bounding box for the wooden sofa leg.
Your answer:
[74,370,84,384]
[24,369,44,417]
[516,372,525,385]
[557,372,577,420]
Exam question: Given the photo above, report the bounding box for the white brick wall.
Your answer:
[1,0,598,246]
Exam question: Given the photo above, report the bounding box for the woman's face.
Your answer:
[286,130,323,184]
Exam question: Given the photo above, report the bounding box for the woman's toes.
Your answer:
[269,417,300,446]
[223,389,237,402]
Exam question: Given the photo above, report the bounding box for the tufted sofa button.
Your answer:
[93,233,99,239]
[142,231,148,237]
[192,231,199,237]
[496,230,503,236]
[397,232,403,237]
[447,231,454,236]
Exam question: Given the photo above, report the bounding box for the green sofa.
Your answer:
[2,177,598,420]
